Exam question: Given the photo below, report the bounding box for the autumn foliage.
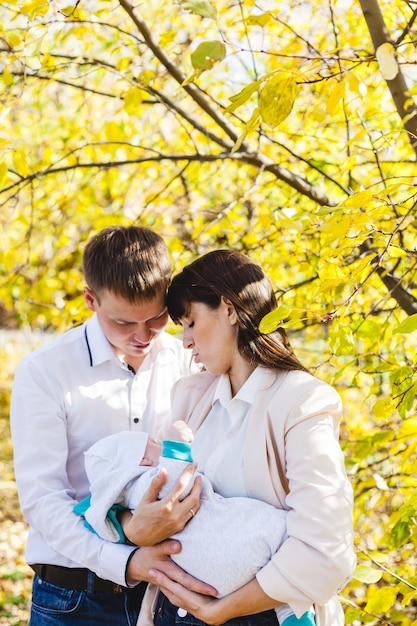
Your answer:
[0,0,416,623]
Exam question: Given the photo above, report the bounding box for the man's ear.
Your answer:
[83,286,98,312]
[220,296,238,325]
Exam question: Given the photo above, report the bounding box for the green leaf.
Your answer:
[259,73,298,128]
[231,108,260,154]
[190,41,226,71]
[393,313,417,334]
[316,204,344,216]
[372,398,395,420]
[343,607,362,622]
[259,305,290,334]
[390,365,413,387]
[401,589,417,607]
[397,383,417,419]
[390,520,411,548]
[353,564,383,584]
[353,318,381,339]
[329,322,356,355]
[179,0,217,20]
[181,69,202,86]
[226,81,261,113]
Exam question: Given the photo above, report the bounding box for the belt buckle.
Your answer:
[114,584,124,593]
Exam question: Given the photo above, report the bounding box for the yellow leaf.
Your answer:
[316,278,345,293]
[320,214,351,239]
[41,52,52,68]
[346,71,365,98]
[319,262,347,280]
[138,70,154,87]
[104,121,123,141]
[259,73,298,128]
[338,189,374,209]
[0,160,8,186]
[352,253,377,281]
[376,42,398,80]
[8,34,21,48]
[117,57,131,72]
[123,88,145,115]
[326,79,345,115]
[245,12,272,27]
[21,0,49,20]
[13,149,29,177]
[1,68,13,86]
[340,155,359,174]
[365,586,397,613]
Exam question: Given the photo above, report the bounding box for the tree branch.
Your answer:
[117,0,334,205]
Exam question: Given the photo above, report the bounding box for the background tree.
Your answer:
[0,0,416,623]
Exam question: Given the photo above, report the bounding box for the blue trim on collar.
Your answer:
[84,325,93,367]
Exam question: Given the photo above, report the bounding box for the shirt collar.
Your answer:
[84,314,117,366]
[213,366,266,407]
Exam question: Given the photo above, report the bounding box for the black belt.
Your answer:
[31,564,126,593]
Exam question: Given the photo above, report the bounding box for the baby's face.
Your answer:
[140,438,162,467]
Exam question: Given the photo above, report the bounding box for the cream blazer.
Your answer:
[138,368,355,626]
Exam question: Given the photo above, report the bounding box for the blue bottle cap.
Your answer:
[162,440,193,462]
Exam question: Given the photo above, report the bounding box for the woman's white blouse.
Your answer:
[192,367,266,498]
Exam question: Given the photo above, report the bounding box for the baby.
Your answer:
[74,421,315,626]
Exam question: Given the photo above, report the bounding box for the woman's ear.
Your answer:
[220,296,238,325]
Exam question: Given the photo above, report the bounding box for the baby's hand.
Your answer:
[165,420,194,443]
[140,438,162,467]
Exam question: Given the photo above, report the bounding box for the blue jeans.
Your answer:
[154,593,279,626]
[29,574,147,625]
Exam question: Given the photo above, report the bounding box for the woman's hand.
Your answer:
[149,571,281,625]
[127,541,217,597]
[122,463,202,546]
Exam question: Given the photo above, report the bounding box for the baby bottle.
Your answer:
[158,440,196,500]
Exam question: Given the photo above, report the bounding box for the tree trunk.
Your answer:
[359,0,417,154]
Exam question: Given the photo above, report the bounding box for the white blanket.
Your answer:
[83,431,288,597]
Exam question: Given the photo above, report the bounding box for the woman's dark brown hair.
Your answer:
[168,250,307,372]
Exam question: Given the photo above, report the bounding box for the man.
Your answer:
[10,226,212,625]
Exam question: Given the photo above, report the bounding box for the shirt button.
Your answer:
[133,418,139,423]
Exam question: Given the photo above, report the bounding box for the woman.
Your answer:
[140,250,355,626]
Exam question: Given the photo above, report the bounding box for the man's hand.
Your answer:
[123,463,202,546]
[148,571,279,625]
[148,567,223,624]
[127,541,218,597]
